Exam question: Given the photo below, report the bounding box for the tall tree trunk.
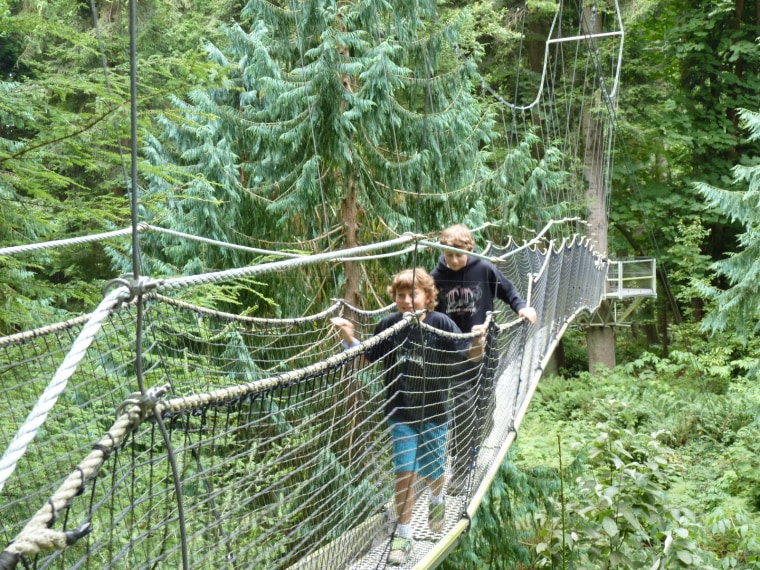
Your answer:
[659,297,669,358]
[341,176,361,309]
[581,2,615,373]
[545,338,566,376]
[337,27,362,310]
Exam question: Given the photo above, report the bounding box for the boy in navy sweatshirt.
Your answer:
[332,268,486,565]
[430,224,536,494]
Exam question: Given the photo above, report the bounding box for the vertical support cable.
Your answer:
[127,2,188,567]
[128,0,140,283]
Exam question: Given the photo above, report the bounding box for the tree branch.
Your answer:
[1,110,114,164]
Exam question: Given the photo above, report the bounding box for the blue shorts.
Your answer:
[389,420,447,480]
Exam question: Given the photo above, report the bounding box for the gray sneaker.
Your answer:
[388,536,413,565]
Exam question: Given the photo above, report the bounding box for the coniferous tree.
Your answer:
[0,0,232,331]
[695,108,760,353]
[612,0,760,325]
[143,0,500,311]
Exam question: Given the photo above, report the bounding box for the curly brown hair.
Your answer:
[387,268,439,312]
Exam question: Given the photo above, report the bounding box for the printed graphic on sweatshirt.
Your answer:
[443,285,483,316]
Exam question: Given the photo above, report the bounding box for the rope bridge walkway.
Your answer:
[0,224,607,569]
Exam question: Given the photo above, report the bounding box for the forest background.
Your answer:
[1,0,760,567]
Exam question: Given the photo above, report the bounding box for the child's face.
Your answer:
[443,248,470,272]
[394,287,430,314]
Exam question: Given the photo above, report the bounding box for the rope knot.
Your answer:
[116,384,171,421]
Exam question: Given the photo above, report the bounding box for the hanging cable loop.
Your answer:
[102,277,131,298]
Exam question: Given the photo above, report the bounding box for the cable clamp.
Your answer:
[116,384,171,421]
[0,551,20,570]
[129,275,161,298]
[103,274,161,304]
[462,511,472,533]
[401,231,427,242]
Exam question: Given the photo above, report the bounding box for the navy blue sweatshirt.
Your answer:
[430,255,527,333]
[366,311,470,424]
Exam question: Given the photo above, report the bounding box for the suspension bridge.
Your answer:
[0,221,655,569]
[0,1,659,568]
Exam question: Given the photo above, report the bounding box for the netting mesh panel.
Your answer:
[1,237,608,569]
[22,318,497,569]
[0,308,140,546]
[91,369,390,569]
[142,297,365,395]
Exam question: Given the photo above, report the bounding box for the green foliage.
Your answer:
[0,0,225,332]
[609,0,759,321]
[446,352,760,569]
[695,109,760,348]
[531,419,712,569]
[663,0,760,187]
[666,219,713,312]
[140,0,514,313]
[494,132,575,233]
[441,457,564,570]
[707,506,760,569]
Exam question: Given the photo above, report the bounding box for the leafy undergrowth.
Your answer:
[443,352,760,569]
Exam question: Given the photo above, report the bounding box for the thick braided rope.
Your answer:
[336,300,396,318]
[145,225,308,259]
[0,227,138,257]
[155,234,418,293]
[0,314,92,348]
[0,286,131,494]
[0,223,305,259]
[5,406,143,558]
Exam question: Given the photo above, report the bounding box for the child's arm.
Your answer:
[466,324,487,361]
[331,316,373,371]
[330,317,361,349]
[493,267,537,324]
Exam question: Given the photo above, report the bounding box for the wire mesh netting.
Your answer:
[0,236,606,569]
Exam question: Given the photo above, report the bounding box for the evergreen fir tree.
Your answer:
[143,0,498,310]
[695,108,760,349]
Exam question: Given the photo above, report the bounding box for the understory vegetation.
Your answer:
[443,327,760,569]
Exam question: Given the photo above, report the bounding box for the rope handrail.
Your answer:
[0,234,613,570]
[154,234,423,292]
[0,313,93,348]
[0,223,312,260]
[0,227,139,257]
